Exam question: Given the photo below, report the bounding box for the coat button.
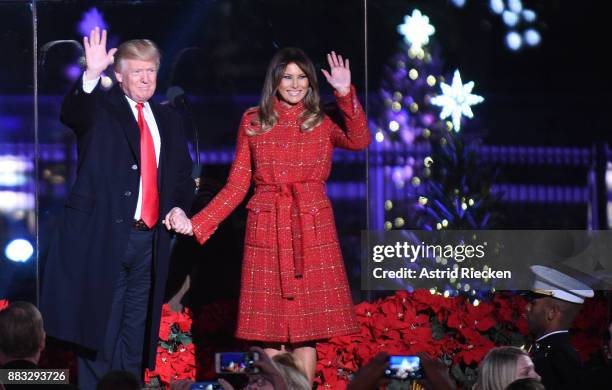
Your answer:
[124,190,132,196]
[115,218,123,224]
[131,164,138,170]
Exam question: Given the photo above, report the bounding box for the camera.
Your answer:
[190,382,221,390]
[214,351,260,374]
[384,355,424,380]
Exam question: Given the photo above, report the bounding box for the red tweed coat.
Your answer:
[191,86,370,342]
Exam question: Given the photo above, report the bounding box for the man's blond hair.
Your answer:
[114,39,160,71]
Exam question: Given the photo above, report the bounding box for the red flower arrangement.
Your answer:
[315,291,530,389]
[0,299,8,311]
[140,292,608,389]
[570,294,609,363]
[145,304,196,388]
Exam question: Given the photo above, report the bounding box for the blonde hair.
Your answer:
[249,47,324,135]
[114,39,161,71]
[474,346,528,390]
[272,353,310,390]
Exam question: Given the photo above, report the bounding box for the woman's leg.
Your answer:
[263,343,286,359]
[292,345,317,384]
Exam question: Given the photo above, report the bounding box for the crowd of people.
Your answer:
[1,291,611,389]
[2,26,610,390]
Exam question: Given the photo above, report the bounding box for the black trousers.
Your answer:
[77,228,154,390]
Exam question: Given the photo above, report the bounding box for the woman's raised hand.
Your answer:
[83,26,117,80]
[321,51,351,96]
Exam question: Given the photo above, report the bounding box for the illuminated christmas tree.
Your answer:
[371,9,498,300]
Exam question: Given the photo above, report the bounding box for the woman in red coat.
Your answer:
[169,47,370,382]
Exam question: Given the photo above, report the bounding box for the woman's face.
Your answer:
[515,355,541,381]
[277,62,309,105]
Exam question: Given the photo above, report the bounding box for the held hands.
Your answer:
[162,207,193,236]
[321,51,351,97]
[83,26,117,81]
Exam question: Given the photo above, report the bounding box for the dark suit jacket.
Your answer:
[40,76,194,369]
[532,332,582,390]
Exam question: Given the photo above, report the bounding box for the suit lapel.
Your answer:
[109,87,141,162]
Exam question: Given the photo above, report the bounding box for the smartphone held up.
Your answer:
[384,355,424,380]
[214,351,260,375]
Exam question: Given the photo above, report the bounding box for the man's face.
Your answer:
[115,58,157,103]
[525,298,550,336]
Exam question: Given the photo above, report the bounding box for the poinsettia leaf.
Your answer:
[148,376,160,388]
[431,320,445,340]
[178,334,192,345]
[160,341,171,350]
[451,364,466,381]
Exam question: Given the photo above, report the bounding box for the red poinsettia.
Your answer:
[0,299,8,311]
[316,290,530,389]
[145,304,195,387]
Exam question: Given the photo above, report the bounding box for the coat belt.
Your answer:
[254,181,324,298]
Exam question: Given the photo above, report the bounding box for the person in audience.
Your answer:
[346,352,456,390]
[173,347,288,390]
[0,301,46,369]
[270,353,310,389]
[504,378,546,390]
[0,301,78,389]
[525,266,593,390]
[474,346,541,390]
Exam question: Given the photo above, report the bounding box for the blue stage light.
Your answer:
[505,31,522,51]
[5,239,34,263]
[524,29,541,46]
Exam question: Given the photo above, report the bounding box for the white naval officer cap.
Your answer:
[529,265,594,304]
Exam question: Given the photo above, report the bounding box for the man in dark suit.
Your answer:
[40,27,194,389]
[525,266,594,390]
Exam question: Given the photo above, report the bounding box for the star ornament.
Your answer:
[397,9,435,52]
[430,70,484,131]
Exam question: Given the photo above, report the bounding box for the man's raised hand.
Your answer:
[83,26,117,80]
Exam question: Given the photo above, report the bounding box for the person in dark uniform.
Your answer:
[525,266,594,390]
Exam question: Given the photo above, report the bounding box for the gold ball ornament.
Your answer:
[394,217,405,228]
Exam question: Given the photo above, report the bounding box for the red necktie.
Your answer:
[136,103,159,228]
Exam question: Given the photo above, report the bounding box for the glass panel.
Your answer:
[0,1,36,302]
